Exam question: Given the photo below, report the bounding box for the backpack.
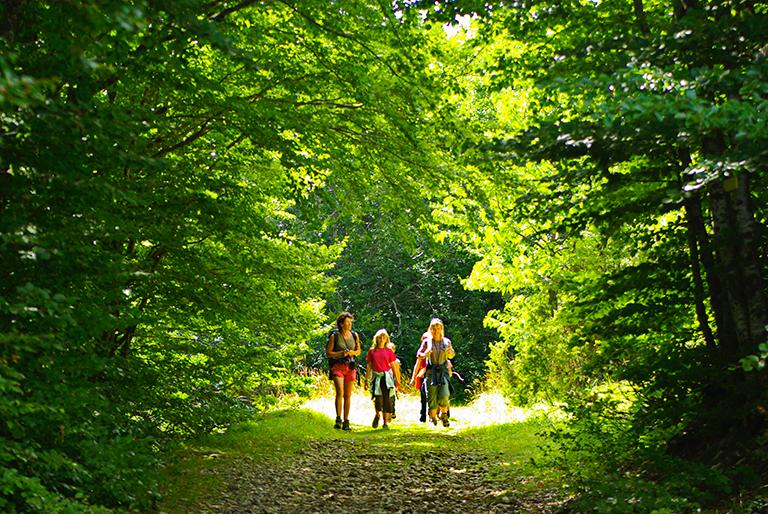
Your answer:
[327,329,360,380]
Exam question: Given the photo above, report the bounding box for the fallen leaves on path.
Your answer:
[192,433,561,513]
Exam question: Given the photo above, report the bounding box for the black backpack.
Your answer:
[327,329,360,367]
[326,329,363,383]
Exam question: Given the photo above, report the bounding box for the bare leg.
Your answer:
[332,376,344,418]
[343,380,354,421]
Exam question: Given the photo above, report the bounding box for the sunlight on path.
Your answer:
[303,389,554,430]
[163,390,566,513]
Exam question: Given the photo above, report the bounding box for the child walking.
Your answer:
[365,329,400,429]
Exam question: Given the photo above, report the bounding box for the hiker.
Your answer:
[411,331,430,422]
[327,311,361,430]
[421,318,455,427]
[365,329,400,429]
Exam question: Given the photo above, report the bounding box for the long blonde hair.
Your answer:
[429,318,444,341]
[370,328,390,350]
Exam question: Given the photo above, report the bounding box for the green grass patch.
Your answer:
[159,395,564,512]
[158,408,337,512]
[455,417,562,498]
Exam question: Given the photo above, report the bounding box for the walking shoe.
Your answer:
[342,420,351,431]
[372,415,380,428]
[334,416,342,429]
[440,412,450,427]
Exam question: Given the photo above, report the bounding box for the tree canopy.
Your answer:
[2,0,768,511]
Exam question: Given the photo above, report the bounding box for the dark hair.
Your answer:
[335,311,354,332]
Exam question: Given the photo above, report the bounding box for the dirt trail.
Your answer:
[192,397,562,513]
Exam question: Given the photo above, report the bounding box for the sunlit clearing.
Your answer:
[302,387,559,430]
[462,392,553,427]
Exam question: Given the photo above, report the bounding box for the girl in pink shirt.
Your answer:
[365,329,400,429]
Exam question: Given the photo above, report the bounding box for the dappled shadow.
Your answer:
[193,435,535,513]
[167,394,566,513]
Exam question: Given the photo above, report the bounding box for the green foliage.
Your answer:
[304,204,504,402]
[4,0,768,510]
[539,395,743,513]
[1,1,456,511]
[739,342,768,372]
[412,0,768,509]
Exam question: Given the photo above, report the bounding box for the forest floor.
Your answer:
[159,392,568,513]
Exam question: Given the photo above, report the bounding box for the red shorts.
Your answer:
[330,362,357,382]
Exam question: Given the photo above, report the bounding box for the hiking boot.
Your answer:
[440,412,450,427]
[372,415,379,428]
[334,416,342,429]
[342,420,351,431]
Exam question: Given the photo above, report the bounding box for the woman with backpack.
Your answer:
[327,311,361,430]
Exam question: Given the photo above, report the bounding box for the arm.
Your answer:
[411,337,429,384]
[416,336,431,360]
[352,333,362,357]
[410,358,421,385]
[326,333,345,360]
[391,358,402,389]
[326,333,337,359]
[445,338,455,359]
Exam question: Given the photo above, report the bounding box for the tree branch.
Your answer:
[208,0,260,22]
[633,0,650,34]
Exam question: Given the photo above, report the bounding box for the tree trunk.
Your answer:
[678,149,719,350]
[671,0,701,19]
[725,172,767,354]
[682,192,716,349]
[633,0,650,34]
[704,133,768,358]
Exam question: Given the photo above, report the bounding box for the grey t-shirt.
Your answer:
[429,338,452,365]
[333,331,357,353]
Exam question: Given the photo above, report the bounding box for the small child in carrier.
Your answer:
[365,329,401,429]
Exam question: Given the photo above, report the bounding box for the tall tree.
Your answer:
[0,1,456,511]
[410,0,768,501]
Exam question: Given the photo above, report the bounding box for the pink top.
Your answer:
[366,347,396,372]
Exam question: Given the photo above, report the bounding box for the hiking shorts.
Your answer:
[330,362,357,382]
[428,382,450,410]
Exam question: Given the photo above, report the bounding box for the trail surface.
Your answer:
[166,395,564,513]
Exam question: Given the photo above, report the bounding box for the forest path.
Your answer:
[162,394,565,513]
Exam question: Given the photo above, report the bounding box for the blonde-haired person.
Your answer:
[365,329,400,429]
[421,318,455,427]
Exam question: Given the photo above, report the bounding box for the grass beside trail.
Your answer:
[158,409,337,512]
[158,392,563,513]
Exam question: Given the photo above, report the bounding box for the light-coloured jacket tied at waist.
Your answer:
[369,370,396,397]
